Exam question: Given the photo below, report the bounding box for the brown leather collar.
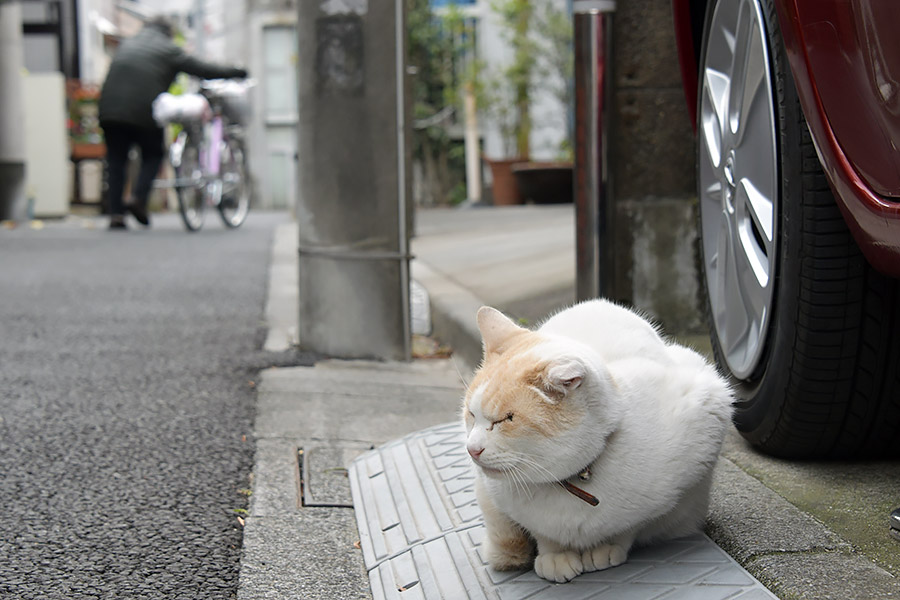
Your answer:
[558,479,599,506]
[557,464,599,506]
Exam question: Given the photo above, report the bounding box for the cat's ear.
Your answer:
[477,306,527,356]
[542,359,585,402]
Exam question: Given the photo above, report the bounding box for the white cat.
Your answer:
[463,300,733,583]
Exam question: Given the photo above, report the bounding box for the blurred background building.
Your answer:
[6,0,575,216]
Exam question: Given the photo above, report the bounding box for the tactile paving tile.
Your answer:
[348,423,777,600]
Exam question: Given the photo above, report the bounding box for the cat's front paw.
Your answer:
[534,550,583,583]
[581,544,628,572]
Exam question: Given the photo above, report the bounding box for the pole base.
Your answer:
[0,161,27,221]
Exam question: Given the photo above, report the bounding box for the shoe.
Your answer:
[109,215,127,230]
[127,202,150,227]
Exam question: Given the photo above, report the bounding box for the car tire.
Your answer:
[697,0,900,458]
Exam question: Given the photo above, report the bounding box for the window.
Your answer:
[263,26,298,123]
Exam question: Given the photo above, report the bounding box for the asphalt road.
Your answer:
[0,211,310,599]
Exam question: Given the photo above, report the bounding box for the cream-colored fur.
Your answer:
[463,300,733,583]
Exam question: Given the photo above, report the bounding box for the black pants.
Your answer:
[101,122,164,217]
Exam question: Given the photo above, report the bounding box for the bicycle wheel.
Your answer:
[174,132,206,232]
[218,136,250,228]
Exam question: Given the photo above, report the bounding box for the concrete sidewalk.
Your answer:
[240,205,898,599]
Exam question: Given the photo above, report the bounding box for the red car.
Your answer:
[672,0,900,458]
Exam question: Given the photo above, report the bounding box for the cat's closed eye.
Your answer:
[492,413,514,427]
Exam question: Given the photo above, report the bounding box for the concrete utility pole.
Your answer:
[295,0,412,361]
[0,0,27,221]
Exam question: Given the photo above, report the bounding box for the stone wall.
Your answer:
[609,0,703,334]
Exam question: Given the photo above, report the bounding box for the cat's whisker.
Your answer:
[452,359,471,391]
[500,469,519,495]
[519,468,537,499]
[496,461,524,496]
[504,470,521,496]
[509,463,537,489]
[493,460,535,499]
[505,450,559,484]
[514,466,532,496]
[519,466,549,488]
[508,465,532,498]
[499,463,520,494]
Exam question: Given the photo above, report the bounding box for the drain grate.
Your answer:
[348,422,778,600]
[299,444,370,508]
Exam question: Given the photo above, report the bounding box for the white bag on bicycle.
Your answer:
[152,93,211,126]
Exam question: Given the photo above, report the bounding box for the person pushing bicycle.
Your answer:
[98,16,248,230]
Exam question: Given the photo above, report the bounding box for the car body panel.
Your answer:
[673,0,700,130]
[673,0,900,276]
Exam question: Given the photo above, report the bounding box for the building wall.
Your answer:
[77,0,118,85]
[246,7,298,211]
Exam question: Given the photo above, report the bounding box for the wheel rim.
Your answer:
[699,0,778,379]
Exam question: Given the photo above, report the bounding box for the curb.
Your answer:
[411,261,484,373]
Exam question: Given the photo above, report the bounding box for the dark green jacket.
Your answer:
[99,24,246,129]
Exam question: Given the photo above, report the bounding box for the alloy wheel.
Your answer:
[698,0,778,379]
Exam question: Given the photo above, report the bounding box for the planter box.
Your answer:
[512,162,573,204]
[484,157,524,206]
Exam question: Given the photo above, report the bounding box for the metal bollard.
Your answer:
[573,0,615,301]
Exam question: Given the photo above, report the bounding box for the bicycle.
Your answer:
[154,79,254,231]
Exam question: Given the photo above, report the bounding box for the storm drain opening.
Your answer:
[298,445,369,508]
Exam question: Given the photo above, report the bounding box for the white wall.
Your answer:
[476,0,570,162]
[78,0,117,84]
[24,72,69,217]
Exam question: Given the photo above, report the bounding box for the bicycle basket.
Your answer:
[201,80,251,125]
[152,93,211,126]
[219,90,250,125]
[222,94,250,125]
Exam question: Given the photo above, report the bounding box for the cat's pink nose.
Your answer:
[467,445,484,459]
